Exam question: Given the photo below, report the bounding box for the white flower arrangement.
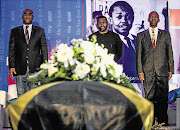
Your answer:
[28,38,135,91]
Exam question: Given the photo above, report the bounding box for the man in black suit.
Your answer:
[88,16,122,62]
[136,11,174,125]
[9,8,48,97]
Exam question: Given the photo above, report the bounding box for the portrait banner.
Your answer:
[86,0,167,83]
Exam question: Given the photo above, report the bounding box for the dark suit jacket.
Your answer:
[136,29,174,77]
[118,35,138,78]
[9,25,48,75]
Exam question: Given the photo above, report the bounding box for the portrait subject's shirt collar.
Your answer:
[118,33,135,51]
[112,28,135,51]
[112,28,134,42]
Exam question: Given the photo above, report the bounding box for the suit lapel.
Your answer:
[144,30,153,48]
[29,25,37,44]
[19,26,27,44]
[156,29,162,47]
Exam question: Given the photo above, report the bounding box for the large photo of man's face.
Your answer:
[109,1,134,37]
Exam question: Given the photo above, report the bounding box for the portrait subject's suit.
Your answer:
[136,29,174,124]
[9,25,48,75]
[118,34,140,83]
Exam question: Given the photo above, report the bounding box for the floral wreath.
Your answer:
[28,37,135,92]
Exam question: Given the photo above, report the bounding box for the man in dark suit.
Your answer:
[136,11,174,125]
[88,16,122,62]
[9,8,48,97]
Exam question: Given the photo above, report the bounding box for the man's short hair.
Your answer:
[109,1,134,19]
[22,8,34,16]
[149,11,159,19]
[97,16,108,22]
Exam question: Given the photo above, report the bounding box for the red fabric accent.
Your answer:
[152,40,155,49]
[8,74,16,85]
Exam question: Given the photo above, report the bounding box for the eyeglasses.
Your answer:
[97,21,108,25]
[23,13,33,16]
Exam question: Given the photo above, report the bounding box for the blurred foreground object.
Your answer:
[8,81,153,130]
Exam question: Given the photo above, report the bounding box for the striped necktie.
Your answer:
[25,26,29,44]
[151,28,155,49]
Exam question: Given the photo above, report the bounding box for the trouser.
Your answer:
[144,74,169,125]
[16,68,33,97]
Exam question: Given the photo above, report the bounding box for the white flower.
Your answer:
[84,51,95,64]
[40,62,59,77]
[69,59,75,66]
[74,63,90,79]
[109,64,123,78]
[74,59,80,65]
[77,39,83,42]
[71,38,78,43]
[104,48,108,54]
[57,44,74,62]
[95,57,100,63]
[40,63,51,69]
[91,63,100,75]
[80,41,95,53]
[95,43,106,57]
[114,64,123,78]
[91,63,107,78]
[71,38,83,43]
[48,60,54,64]
[64,61,68,68]
[48,66,58,77]
[117,78,120,84]
[101,54,115,66]
[100,64,107,78]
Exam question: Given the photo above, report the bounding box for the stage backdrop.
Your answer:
[0,0,179,92]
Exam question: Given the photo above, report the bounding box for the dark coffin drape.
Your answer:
[8,81,153,130]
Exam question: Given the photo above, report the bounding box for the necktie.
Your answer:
[25,26,29,44]
[125,37,134,51]
[151,28,155,49]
